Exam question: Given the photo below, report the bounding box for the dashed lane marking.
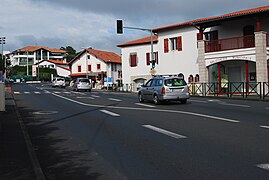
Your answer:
[100,110,120,117]
[14,92,21,94]
[108,98,122,102]
[135,103,156,108]
[143,125,187,139]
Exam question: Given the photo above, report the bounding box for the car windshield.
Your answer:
[164,78,186,87]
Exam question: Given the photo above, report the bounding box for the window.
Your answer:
[78,65,81,72]
[164,38,169,53]
[130,53,137,67]
[145,79,153,87]
[97,64,101,70]
[204,30,218,40]
[112,64,117,71]
[87,55,91,59]
[146,52,159,66]
[88,65,91,71]
[170,36,182,51]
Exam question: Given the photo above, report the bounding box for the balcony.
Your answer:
[205,35,255,53]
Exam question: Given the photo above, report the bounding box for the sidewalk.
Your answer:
[0,90,36,179]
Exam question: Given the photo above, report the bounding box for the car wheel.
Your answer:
[138,93,144,103]
[153,94,160,105]
[180,99,187,104]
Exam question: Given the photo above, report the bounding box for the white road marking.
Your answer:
[54,91,61,94]
[189,99,207,103]
[218,102,250,108]
[108,98,122,102]
[256,164,269,171]
[266,107,269,110]
[44,91,51,94]
[34,91,41,94]
[260,126,269,129]
[143,125,187,139]
[91,95,100,98]
[51,93,240,123]
[100,110,120,117]
[135,103,156,108]
[24,92,30,94]
[14,92,21,94]
[77,97,95,99]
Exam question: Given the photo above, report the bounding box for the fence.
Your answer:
[189,82,269,100]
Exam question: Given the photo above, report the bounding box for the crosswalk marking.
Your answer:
[100,110,120,117]
[108,98,122,102]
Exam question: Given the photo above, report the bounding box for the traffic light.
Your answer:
[116,20,123,34]
[151,60,156,69]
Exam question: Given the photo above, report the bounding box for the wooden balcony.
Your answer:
[205,35,255,53]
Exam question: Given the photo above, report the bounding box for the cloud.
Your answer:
[1,0,269,54]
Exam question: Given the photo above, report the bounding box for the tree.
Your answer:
[61,46,77,62]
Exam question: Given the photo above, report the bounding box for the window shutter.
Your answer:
[156,52,159,64]
[177,36,182,51]
[146,53,150,65]
[130,54,137,67]
[164,38,169,53]
[88,65,91,71]
[78,66,81,72]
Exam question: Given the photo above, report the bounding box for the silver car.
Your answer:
[72,78,92,92]
[52,77,66,88]
[138,75,190,104]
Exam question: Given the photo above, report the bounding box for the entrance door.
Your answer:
[228,67,242,92]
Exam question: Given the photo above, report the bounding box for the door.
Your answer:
[228,67,242,92]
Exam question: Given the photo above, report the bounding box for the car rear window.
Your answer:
[164,78,187,87]
[79,79,89,83]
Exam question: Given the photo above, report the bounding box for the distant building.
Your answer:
[37,59,71,77]
[9,46,66,67]
[69,48,122,87]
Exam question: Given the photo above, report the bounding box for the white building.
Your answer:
[69,48,122,87]
[9,46,66,66]
[118,5,269,93]
[37,59,71,77]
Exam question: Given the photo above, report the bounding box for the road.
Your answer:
[12,83,269,180]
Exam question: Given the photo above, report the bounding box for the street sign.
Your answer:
[150,69,156,75]
[32,65,37,77]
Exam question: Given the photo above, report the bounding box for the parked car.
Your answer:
[72,78,92,92]
[52,77,66,88]
[138,74,190,104]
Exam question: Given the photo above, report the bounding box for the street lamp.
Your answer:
[0,37,6,79]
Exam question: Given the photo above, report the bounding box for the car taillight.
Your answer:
[161,87,166,95]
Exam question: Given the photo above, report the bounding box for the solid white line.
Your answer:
[51,93,240,123]
[260,126,269,129]
[143,125,187,139]
[108,98,122,102]
[256,164,269,171]
[100,110,120,117]
[135,103,156,108]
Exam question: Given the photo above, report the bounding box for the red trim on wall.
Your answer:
[177,36,182,51]
[164,38,169,53]
[218,63,221,92]
[246,61,249,93]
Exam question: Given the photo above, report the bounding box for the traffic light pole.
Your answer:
[118,23,156,71]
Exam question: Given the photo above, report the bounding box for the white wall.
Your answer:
[56,66,70,77]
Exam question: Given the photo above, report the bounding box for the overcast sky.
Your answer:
[1,0,268,54]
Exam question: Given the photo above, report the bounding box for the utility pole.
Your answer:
[0,37,6,79]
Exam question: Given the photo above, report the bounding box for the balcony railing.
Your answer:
[205,35,255,53]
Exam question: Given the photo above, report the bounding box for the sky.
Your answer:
[0,0,268,54]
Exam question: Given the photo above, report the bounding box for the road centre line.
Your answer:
[256,164,269,171]
[51,93,240,123]
[260,125,269,129]
[100,110,120,117]
[143,125,187,139]
[108,98,122,102]
[218,102,250,108]
[135,103,156,108]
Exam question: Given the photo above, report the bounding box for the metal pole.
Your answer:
[27,51,29,76]
[150,29,154,70]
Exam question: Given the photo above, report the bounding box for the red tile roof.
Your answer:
[46,59,68,65]
[118,5,269,47]
[192,5,269,24]
[57,66,71,71]
[69,48,121,65]
[117,35,158,47]
[18,46,66,53]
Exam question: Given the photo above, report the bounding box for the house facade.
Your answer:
[37,59,71,77]
[69,48,122,87]
[118,5,269,93]
[9,46,66,66]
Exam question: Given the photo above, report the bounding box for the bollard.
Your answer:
[0,83,5,112]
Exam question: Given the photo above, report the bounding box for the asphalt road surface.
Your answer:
[12,83,269,180]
